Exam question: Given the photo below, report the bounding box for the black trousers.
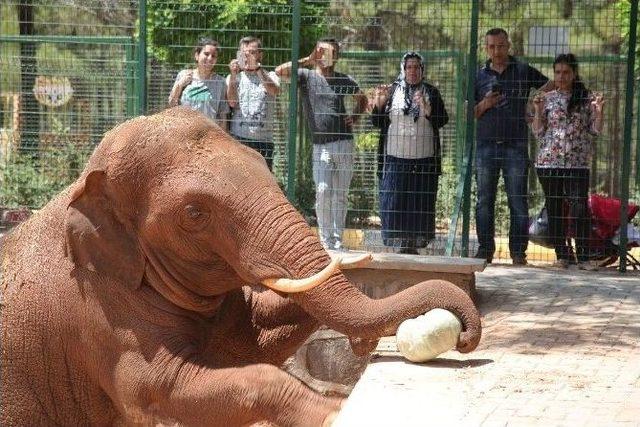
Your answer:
[536,167,593,262]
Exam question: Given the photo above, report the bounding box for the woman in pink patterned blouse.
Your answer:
[531,53,605,270]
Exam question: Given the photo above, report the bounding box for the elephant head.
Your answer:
[64,107,481,355]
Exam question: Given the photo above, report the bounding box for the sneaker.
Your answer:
[474,251,493,263]
[512,256,528,266]
[578,260,599,271]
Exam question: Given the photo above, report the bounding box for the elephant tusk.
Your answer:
[261,253,372,294]
[261,256,342,293]
[337,253,372,269]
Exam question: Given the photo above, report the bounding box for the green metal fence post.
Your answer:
[286,0,301,202]
[460,0,480,257]
[125,43,135,117]
[455,51,465,172]
[619,0,638,272]
[137,0,147,114]
[445,2,479,257]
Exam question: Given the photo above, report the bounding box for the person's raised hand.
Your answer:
[179,70,194,88]
[532,92,546,115]
[590,91,605,114]
[413,90,432,117]
[229,59,241,76]
[483,89,501,109]
[373,84,391,110]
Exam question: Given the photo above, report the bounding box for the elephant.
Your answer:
[0,107,481,426]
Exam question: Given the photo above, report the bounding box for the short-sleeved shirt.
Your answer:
[475,57,548,143]
[226,71,280,141]
[297,68,360,144]
[171,70,229,126]
[534,90,599,169]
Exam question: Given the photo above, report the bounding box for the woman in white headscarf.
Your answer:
[371,52,449,254]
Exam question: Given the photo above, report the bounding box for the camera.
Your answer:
[491,82,502,94]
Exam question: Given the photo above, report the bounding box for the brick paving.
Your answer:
[335,265,640,427]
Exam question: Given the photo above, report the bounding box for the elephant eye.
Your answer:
[180,204,211,230]
[186,205,202,219]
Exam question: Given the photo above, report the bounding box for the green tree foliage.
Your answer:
[617,0,640,73]
[146,0,329,66]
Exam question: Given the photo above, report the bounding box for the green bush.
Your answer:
[347,132,379,226]
[0,140,91,209]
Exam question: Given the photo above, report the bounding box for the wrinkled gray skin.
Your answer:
[0,107,481,426]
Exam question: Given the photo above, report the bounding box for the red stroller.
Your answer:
[587,194,640,268]
[529,194,640,269]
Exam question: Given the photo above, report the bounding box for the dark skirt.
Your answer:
[379,155,439,249]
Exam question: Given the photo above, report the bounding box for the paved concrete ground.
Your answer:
[334,265,640,427]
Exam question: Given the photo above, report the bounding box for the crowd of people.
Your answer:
[168,28,606,268]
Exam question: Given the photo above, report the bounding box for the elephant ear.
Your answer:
[64,170,144,289]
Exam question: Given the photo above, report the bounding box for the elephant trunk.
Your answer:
[290,274,481,353]
[243,197,481,353]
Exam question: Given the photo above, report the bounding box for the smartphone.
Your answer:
[491,82,508,108]
[244,52,257,70]
[236,49,246,70]
[321,45,335,67]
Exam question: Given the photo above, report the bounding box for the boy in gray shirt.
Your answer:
[276,38,368,250]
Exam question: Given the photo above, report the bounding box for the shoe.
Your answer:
[474,251,493,263]
[578,260,599,271]
[512,256,528,266]
[552,259,570,268]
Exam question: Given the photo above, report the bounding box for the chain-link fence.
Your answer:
[1,0,139,210]
[1,1,639,269]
